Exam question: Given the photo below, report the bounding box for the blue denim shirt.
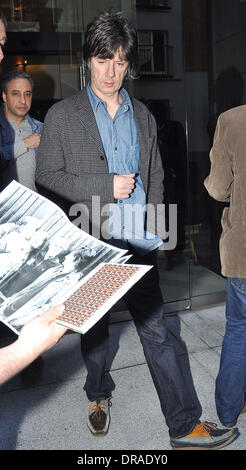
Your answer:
[87,84,162,254]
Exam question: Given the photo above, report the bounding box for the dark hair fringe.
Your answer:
[1,69,34,94]
[83,10,139,80]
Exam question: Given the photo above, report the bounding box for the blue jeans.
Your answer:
[215,277,246,426]
[81,247,201,438]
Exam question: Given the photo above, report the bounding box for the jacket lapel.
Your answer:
[72,89,105,155]
[132,98,150,191]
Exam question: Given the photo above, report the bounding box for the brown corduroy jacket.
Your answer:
[204,105,246,277]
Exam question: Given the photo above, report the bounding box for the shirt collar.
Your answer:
[87,83,132,113]
[6,115,29,128]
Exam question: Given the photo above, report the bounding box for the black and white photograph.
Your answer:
[0,181,127,334]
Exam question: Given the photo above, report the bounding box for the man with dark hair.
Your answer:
[83,11,138,80]
[0,69,43,191]
[1,69,34,94]
[36,11,238,449]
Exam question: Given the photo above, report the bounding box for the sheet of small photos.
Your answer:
[57,263,151,333]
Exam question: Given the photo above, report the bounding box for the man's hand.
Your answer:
[0,305,67,385]
[16,305,67,361]
[114,173,135,199]
[24,133,41,150]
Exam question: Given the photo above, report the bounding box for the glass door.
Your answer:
[1,0,84,120]
[182,0,227,304]
[134,0,191,312]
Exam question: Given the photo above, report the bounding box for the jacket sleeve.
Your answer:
[143,111,165,238]
[1,117,42,161]
[147,112,164,206]
[0,142,14,160]
[204,113,233,202]
[0,115,15,160]
[35,105,115,204]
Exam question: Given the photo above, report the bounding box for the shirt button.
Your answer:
[100,155,105,160]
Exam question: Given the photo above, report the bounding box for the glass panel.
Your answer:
[136,0,172,9]
[135,1,190,308]
[153,31,166,72]
[138,31,152,72]
[2,0,84,120]
[138,30,173,75]
[2,0,83,32]
[182,0,226,298]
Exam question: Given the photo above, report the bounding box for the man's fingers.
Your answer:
[120,174,135,189]
[41,304,65,323]
[113,173,136,199]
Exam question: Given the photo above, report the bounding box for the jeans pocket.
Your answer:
[231,277,246,293]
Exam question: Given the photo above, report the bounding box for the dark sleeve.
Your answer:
[35,105,115,204]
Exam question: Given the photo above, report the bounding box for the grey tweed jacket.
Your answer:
[36,88,164,235]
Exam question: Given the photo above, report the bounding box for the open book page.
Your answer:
[0,181,151,335]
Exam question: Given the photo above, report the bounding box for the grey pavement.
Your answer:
[0,302,245,451]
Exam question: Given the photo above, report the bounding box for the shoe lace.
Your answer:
[90,399,112,420]
[201,421,217,432]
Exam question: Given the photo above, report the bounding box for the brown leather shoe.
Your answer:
[170,422,239,450]
[87,398,112,436]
